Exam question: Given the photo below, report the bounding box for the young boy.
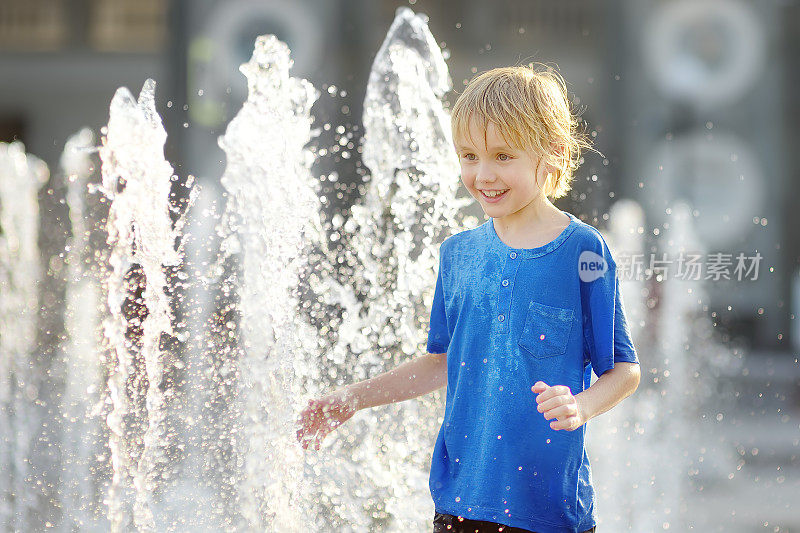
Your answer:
[297,65,641,533]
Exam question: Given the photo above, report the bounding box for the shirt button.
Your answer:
[509,252,517,259]
[498,314,505,322]
[502,279,509,287]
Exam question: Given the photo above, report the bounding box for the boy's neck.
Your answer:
[492,197,569,247]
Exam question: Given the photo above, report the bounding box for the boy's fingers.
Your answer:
[533,383,554,402]
[542,404,576,420]
[537,395,574,413]
[302,430,321,449]
[531,381,548,393]
[549,416,567,430]
[551,414,579,431]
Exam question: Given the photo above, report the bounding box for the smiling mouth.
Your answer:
[480,189,509,200]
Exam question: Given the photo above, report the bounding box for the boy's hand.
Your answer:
[295,389,358,450]
[532,381,586,431]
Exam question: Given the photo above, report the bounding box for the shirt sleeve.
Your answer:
[581,236,639,378]
[426,246,450,354]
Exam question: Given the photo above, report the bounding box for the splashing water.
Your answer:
[345,6,469,358]
[296,8,471,530]
[0,8,473,531]
[0,142,48,531]
[590,200,742,531]
[98,79,195,531]
[216,34,322,530]
[61,128,110,530]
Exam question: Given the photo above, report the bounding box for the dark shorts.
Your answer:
[433,512,596,533]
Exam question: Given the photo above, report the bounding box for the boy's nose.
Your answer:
[476,166,497,184]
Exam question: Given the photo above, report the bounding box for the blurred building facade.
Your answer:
[0,0,173,166]
[1,0,798,353]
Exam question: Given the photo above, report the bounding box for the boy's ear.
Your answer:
[546,141,566,182]
[543,157,559,181]
[544,170,558,198]
[549,141,565,158]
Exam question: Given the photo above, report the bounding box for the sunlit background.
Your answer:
[1,0,798,532]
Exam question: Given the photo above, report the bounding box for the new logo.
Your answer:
[579,251,607,282]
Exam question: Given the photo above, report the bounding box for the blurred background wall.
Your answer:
[1,0,797,354]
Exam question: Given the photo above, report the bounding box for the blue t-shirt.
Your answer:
[426,210,639,533]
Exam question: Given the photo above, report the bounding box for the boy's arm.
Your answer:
[534,362,640,431]
[575,362,640,422]
[344,352,447,412]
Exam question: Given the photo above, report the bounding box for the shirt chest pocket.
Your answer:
[518,301,575,358]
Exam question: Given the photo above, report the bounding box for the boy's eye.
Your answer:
[497,153,511,161]
[463,153,477,161]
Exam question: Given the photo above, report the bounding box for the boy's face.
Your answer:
[455,119,551,222]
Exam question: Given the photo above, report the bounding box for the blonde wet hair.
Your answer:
[451,64,595,200]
